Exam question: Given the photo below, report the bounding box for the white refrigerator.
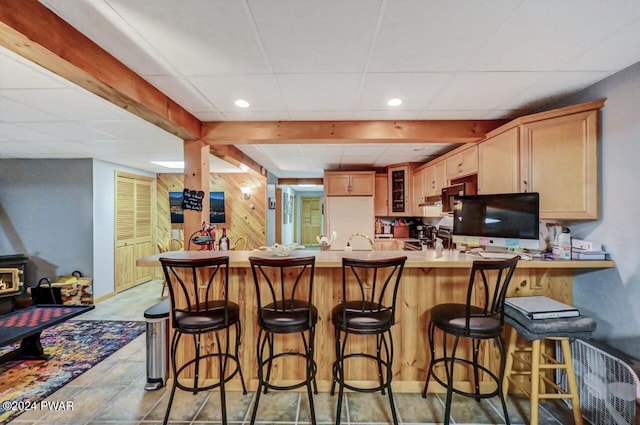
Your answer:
[325,196,375,250]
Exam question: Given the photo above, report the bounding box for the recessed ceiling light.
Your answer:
[387,98,402,107]
[235,99,250,108]
[151,161,184,169]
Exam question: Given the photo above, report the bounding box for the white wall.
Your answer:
[540,61,640,357]
[92,159,154,299]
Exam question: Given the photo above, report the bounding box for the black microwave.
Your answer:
[441,184,465,214]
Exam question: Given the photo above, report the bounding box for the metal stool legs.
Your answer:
[331,327,398,425]
[249,326,318,425]
[163,322,247,425]
[503,327,584,425]
[422,321,511,425]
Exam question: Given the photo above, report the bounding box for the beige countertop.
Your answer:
[137,249,615,270]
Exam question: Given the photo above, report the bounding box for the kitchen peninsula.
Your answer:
[137,250,613,393]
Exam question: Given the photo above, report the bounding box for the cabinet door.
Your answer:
[388,165,412,216]
[446,145,478,180]
[478,128,520,194]
[324,173,351,196]
[412,168,426,215]
[520,110,598,219]
[424,161,446,197]
[349,173,374,196]
[374,174,388,216]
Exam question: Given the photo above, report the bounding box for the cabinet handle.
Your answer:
[431,180,436,189]
[523,180,528,192]
[457,163,462,173]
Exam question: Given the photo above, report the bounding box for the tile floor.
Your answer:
[7,280,577,425]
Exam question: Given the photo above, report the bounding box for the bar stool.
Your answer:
[248,256,318,425]
[503,303,596,425]
[331,256,407,425]
[160,256,247,425]
[422,257,519,425]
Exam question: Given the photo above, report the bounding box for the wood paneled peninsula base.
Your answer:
[137,250,613,394]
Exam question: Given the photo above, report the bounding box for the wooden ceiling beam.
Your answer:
[0,0,200,140]
[201,119,508,144]
[209,145,265,176]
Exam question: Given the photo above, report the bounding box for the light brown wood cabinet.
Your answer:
[446,145,478,180]
[387,164,414,216]
[520,109,598,219]
[324,171,374,196]
[115,172,155,293]
[374,173,388,216]
[412,161,446,215]
[478,127,520,194]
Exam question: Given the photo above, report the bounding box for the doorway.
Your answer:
[300,196,322,246]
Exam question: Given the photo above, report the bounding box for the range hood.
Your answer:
[418,196,444,217]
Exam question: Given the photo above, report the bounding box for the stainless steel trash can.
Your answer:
[144,299,169,391]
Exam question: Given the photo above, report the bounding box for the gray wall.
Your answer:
[0,159,93,284]
[539,61,640,357]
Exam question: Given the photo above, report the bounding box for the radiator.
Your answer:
[556,339,640,425]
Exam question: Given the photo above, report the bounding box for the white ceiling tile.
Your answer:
[147,76,217,112]
[429,72,545,110]
[0,48,68,89]
[357,73,453,110]
[287,111,355,121]
[105,0,271,75]
[351,110,419,120]
[277,74,362,111]
[414,110,495,120]
[192,110,227,121]
[190,75,285,112]
[26,122,116,141]
[0,96,65,122]
[462,0,640,72]
[0,123,62,142]
[249,0,382,73]
[368,0,520,72]
[497,71,613,110]
[88,120,180,141]
[221,111,289,121]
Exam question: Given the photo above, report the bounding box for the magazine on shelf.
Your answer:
[505,296,580,320]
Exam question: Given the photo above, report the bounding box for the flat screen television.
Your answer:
[452,192,540,250]
[169,191,226,224]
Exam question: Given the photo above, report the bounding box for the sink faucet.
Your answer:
[348,233,375,251]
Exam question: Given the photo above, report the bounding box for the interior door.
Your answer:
[300,196,322,246]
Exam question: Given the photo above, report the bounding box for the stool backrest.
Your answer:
[160,256,231,327]
[464,257,520,329]
[340,256,407,327]
[249,256,316,325]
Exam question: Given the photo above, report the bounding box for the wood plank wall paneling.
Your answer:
[157,173,267,251]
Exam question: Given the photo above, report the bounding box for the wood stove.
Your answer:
[0,254,29,315]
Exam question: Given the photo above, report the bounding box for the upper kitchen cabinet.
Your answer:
[446,145,478,180]
[374,173,388,216]
[388,163,415,216]
[520,108,599,219]
[324,171,375,196]
[478,127,520,194]
[413,161,446,214]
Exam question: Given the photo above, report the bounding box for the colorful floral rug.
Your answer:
[0,320,145,424]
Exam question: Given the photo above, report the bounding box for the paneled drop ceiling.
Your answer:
[2,0,640,177]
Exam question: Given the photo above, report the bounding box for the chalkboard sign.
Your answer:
[181,188,205,212]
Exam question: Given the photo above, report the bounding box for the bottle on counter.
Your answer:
[219,227,230,251]
[558,227,572,260]
[435,238,444,258]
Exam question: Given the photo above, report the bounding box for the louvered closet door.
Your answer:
[115,172,155,293]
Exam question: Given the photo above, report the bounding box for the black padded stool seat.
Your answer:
[331,301,393,333]
[249,255,319,425]
[503,304,596,425]
[144,298,170,320]
[160,256,247,425]
[422,257,520,425]
[174,301,240,333]
[260,300,318,333]
[331,256,407,425]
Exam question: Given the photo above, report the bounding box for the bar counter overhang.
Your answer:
[137,250,614,394]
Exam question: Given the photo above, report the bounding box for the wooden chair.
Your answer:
[157,242,168,297]
[232,237,247,251]
[166,238,184,251]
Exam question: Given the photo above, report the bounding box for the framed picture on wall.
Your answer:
[283,193,289,223]
[268,197,276,210]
